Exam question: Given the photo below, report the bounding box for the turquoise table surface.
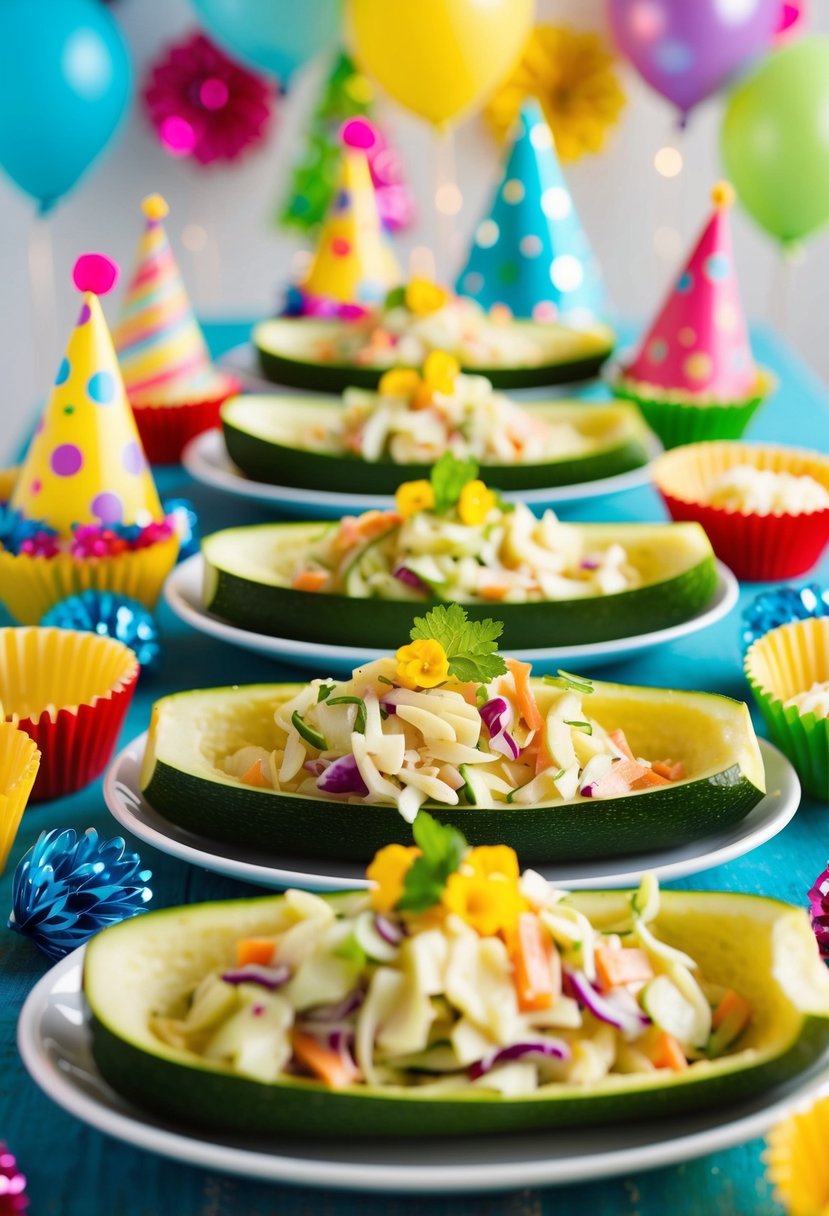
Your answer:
[2,321,828,1216]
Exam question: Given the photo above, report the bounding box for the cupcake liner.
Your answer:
[0,627,139,801]
[0,722,40,873]
[129,374,242,465]
[652,441,829,581]
[0,465,18,503]
[614,369,774,450]
[765,1096,829,1216]
[745,616,829,801]
[0,534,179,624]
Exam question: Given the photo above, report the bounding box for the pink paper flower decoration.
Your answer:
[143,32,275,166]
[0,1143,27,1213]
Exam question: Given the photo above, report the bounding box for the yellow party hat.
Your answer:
[300,149,401,305]
[11,254,164,536]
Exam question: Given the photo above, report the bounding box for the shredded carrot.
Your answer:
[507,913,560,1012]
[652,759,686,782]
[651,1031,689,1072]
[712,989,751,1032]
[595,945,654,990]
[235,938,276,967]
[292,569,329,593]
[356,510,402,539]
[608,729,635,761]
[240,758,270,787]
[478,583,510,602]
[506,658,544,732]
[292,1030,359,1088]
[630,767,671,790]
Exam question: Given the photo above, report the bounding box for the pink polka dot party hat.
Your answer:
[614,182,774,449]
[0,254,179,623]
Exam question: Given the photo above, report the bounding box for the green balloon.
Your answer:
[722,37,829,246]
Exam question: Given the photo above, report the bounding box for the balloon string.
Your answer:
[27,212,58,405]
[768,245,797,338]
[432,125,457,284]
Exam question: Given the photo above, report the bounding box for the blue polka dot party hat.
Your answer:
[299,148,401,308]
[12,254,164,535]
[455,100,604,323]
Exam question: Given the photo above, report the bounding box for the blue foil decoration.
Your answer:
[0,504,58,554]
[741,583,829,654]
[8,828,152,962]
[41,590,162,671]
[162,496,200,561]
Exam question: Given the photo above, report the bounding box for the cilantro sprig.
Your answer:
[430,451,479,515]
[397,811,467,912]
[410,603,507,684]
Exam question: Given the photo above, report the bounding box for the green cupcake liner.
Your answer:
[613,383,767,451]
[747,678,829,802]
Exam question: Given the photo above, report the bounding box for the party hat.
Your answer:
[456,101,604,323]
[623,183,756,399]
[114,194,225,405]
[11,255,163,536]
[300,148,401,306]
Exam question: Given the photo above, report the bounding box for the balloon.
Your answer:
[721,38,829,246]
[192,0,340,84]
[607,0,778,121]
[775,0,807,43]
[0,0,132,212]
[347,0,535,127]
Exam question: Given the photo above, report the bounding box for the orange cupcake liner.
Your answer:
[0,722,40,872]
[652,441,829,581]
[129,374,242,465]
[0,627,139,802]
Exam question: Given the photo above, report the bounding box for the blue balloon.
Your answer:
[192,0,340,83]
[0,0,132,212]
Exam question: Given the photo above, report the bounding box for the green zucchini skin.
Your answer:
[143,758,762,864]
[221,420,650,494]
[88,1013,829,1140]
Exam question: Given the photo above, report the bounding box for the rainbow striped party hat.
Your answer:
[114,195,223,406]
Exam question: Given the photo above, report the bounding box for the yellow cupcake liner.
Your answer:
[0,722,40,874]
[745,617,829,801]
[0,465,18,502]
[0,534,179,624]
[765,1096,829,1216]
[652,440,829,503]
[0,626,140,800]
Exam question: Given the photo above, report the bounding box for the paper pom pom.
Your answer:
[808,864,829,960]
[72,253,119,297]
[741,584,829,654]
[142,193,169,222]
[711,181,735,209]
[0,1143,28,1213]
[8,828,152,962]
[41,591,162,672]
[161,497,200,561]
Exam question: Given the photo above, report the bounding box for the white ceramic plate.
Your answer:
[104,733,797,893]
[163,552,740,676]
[182,428,659,518]
[18,947,829,1195]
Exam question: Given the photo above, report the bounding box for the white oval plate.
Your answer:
[182,428,659,518]
[163,552,740,676]
[104,732,797,893]
[18,945,829,1195]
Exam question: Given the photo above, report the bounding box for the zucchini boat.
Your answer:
[201,518,718,650]
[141,676,765,863]
[221,395,653,494]
[253,317,616,393]
[84,880,829,1139]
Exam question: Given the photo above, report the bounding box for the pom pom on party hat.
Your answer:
[113,194,227,406]
[300,146,401,307]
[622,182,756,399]
[10,255,163,537]
[455,101,604,323]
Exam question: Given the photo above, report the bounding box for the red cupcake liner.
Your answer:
[130,376,242,465]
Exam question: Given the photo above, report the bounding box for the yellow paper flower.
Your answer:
[463,845,520,885]
[458,479,497,525]
[442,870,527,937]
[765,1098,829,1216]
[395,479,435,518]
[396,639,450,689]
[379,368,421,399]
[405,278,449,316]
[486,25,626,162]
[423,350,460,395]
[366,844,421,913]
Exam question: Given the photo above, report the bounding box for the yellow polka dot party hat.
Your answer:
[0,254,179,624]
[613,182,774,449]
[299,148,401,308]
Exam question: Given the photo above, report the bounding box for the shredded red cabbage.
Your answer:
[565,967,650,1036]
[480,696,520,760]
[316,753,369,797]
[393,566,430,594]
[469,1039,570,1079]
[221,963,291,990]
[374,914,404,945]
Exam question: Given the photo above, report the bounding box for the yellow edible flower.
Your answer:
[423,350,460,395]
[405,278,449,316]
[765,1097,829,1216]
[458,479,497,525]
[396,638,450,689]
[378,368,422,399]
[367,844,421,913]
[441,870,527,937]
[395,479,435,518]
[463,845,520,885]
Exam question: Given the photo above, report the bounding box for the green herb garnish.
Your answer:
[565,720,593,735]
[291,711,328,751]
[316,683,336,702]
[410,603,507,684]
[397,811,467,913]
[430,451,479,515]
[543,670,594,695]
[325,696,367,733]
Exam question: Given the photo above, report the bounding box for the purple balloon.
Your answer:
[608,0,778,120]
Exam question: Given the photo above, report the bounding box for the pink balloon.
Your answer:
[608,0,778,120]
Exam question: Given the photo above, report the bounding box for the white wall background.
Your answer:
[1,0,827,462]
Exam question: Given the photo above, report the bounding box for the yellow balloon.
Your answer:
[347,0,535,127]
